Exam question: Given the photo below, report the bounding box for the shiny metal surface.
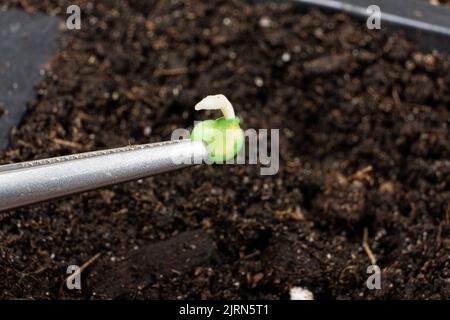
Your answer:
[0,139,208,212]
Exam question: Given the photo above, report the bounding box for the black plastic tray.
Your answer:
[0,9,61,151]
[286,0,450,53]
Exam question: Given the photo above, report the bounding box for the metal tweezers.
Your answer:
[0,139,208,212]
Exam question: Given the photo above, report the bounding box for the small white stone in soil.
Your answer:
[290,287,314,300]
[228,51,237,59]
[254,77,264,87]
[144,126,152,136]
[259,16,272,28]
[281,52,291,62]
[223,17,232,26]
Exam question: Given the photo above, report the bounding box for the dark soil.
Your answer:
[1,0,450,299]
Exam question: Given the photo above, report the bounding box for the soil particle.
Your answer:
[1,0,450,299]
[90,230,214,299]
[303,54,352,76]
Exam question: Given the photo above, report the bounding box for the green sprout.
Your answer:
[191,95,244,163]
